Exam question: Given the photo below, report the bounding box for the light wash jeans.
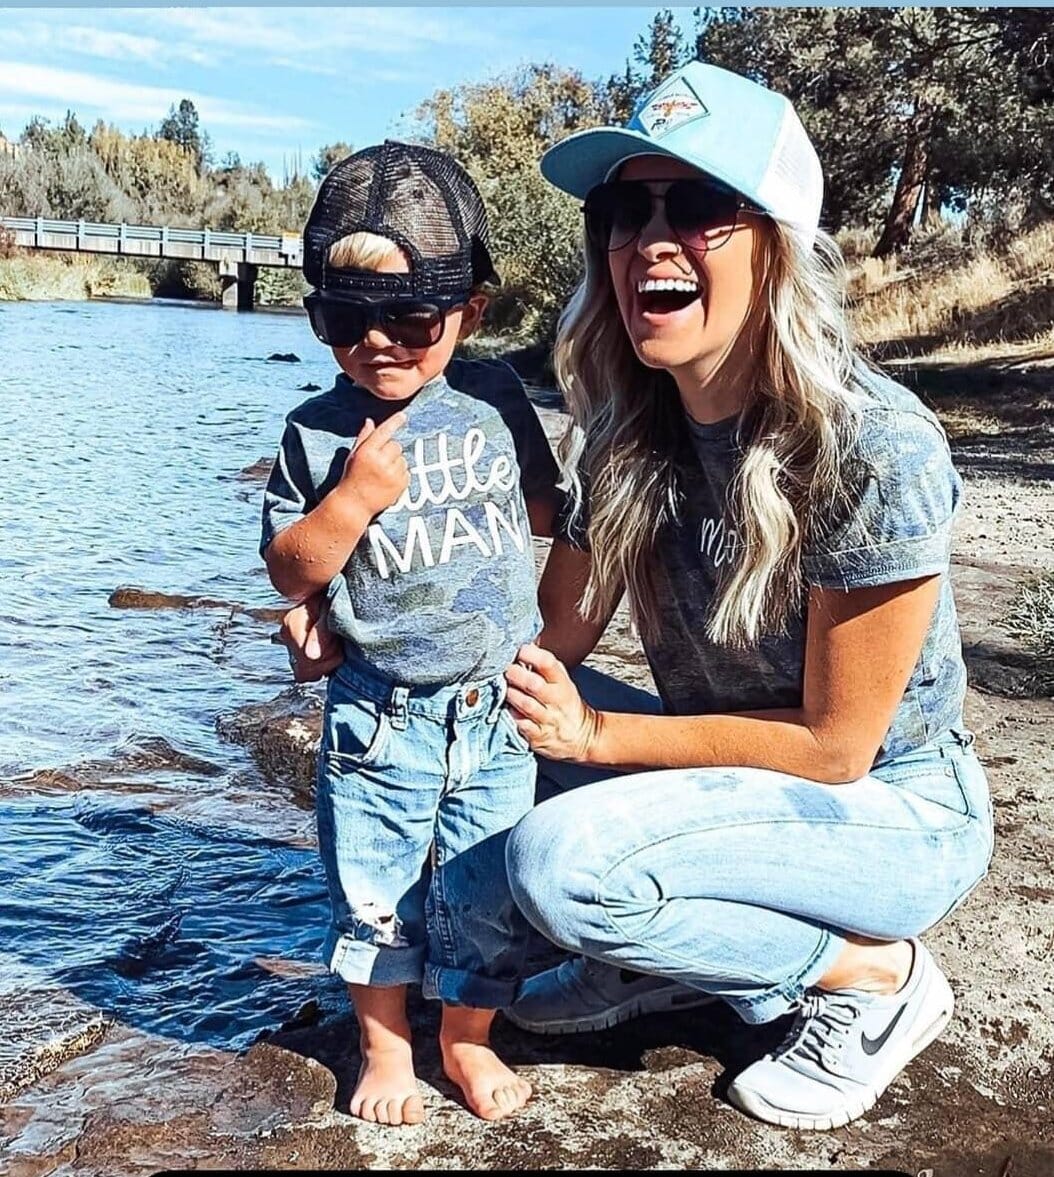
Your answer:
[316,656,536,1007]
[505,668,994,1024]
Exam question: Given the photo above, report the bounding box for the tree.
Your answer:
[415,64,606,337]
[158,99,211,172]
[696,7,1054,254]
[312,141,353,182]
[599,10,693,122]
[634,9,690,90]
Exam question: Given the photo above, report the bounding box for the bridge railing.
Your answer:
[0,216,300,258]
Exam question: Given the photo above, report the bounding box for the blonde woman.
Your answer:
[500,61,993,1130]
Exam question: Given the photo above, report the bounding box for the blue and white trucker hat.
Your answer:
[541,61,823,239]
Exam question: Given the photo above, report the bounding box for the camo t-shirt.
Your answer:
[560,367,968,765]
[261,358,559,686]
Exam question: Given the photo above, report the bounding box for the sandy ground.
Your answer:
[1,366,1052,1176]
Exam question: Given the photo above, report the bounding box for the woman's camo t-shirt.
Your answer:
[561,366,967,765]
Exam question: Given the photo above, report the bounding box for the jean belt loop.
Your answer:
[388,685,410,732]
[486,675,506,726]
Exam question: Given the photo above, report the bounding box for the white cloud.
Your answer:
[0,18,216,70]
[146,6,502,59]
[0,62,311,133]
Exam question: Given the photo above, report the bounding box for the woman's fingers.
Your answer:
[504,660,551,700]
[504,685,548,723]
[514,643,564,683]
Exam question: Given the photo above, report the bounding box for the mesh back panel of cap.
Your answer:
[303,141,498,296]
[757,106,823,239]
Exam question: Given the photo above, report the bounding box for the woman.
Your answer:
[497,60,993,1131]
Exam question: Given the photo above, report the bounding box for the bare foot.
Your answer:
[347,983,425,1127]
[439,1005,531,1122]
[350,1041,426,1126]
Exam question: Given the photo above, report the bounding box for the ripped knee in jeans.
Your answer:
[349,900,410,948]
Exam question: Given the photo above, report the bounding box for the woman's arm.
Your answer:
[534,539,616,669]
[506,574,941,784]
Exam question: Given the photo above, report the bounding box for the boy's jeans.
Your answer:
[316,657,536,1008]
[506,668,994,1024]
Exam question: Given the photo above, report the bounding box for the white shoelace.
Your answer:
[778,992,863,1067]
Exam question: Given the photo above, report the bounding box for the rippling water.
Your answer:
[0,299,352,1049]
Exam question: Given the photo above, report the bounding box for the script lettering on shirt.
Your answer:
[390,428,516,513]
[698,515,740,568]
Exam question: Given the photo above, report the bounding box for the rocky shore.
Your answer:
[2,382,1052,1176]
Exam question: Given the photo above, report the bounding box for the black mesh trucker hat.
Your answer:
[302,140,500,297]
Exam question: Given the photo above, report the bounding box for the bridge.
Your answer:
[0,215,304,310]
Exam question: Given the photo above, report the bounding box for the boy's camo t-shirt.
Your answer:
[261,358,559,686]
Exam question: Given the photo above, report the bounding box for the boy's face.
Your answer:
[329,249,486,401]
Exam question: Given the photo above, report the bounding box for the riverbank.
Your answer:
[2,360,1051,1176]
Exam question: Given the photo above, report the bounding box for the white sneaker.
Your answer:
[506,956,714,1035]
[727,940,953,1130]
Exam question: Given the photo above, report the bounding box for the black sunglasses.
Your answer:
[303,290,471,350]
[583,178,752,253]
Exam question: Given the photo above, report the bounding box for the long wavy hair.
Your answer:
[554,217,865,648]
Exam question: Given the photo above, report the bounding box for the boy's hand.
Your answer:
[337,413,409,518]
[279,594,342,682]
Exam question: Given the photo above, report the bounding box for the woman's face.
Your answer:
[606,156,768,393]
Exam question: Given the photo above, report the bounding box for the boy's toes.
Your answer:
[402,1094,426,1125]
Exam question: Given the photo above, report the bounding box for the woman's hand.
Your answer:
[278,594,343,682]
[504,643,601,762]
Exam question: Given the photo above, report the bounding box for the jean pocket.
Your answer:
[325,692,390,770]
[498,706,533,756]
[871,754,971,818]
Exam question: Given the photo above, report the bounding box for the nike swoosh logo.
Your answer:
[860,1004,908,1055]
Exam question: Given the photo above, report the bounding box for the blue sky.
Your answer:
[0,6,686,178]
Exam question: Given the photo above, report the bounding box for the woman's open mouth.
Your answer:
[635,277,702,320]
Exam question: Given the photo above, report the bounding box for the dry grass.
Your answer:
[1004,572,1054,692]
[849,220,1054,361]
[0,253,151,301]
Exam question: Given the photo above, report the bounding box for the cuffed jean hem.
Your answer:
[726,927,846,1025]
[422,963,520,1009]
[326,931,425,988]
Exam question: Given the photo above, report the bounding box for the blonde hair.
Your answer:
[555,220,863,648]
[327,231,403,270]
[327,231,498,296]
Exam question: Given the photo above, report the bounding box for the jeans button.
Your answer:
[464,688,480,707]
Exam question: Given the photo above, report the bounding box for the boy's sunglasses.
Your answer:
[583,178,753,253]
[303,291,470,350]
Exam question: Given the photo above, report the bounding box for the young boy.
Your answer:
[260,141,560,1125]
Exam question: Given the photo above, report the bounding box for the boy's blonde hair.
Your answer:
[327,232,498,296]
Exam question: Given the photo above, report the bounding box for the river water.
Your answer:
[0,299,360,1053]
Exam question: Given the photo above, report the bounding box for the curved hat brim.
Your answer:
[540,126,771,216]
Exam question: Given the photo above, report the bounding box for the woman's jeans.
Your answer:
[505,668,994,1024]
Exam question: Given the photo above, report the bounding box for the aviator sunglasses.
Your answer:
[303,290,471,350]
[583,178,754,253]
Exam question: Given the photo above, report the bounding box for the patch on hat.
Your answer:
[636,76,709,138]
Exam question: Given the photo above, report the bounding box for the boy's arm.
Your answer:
[264,413,409,601]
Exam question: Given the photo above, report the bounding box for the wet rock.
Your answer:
[3,735,224,794]
[216,686,322,795]
[223,456,273,483]
[108,585,284,624]
[0,963,110,1102]
[267,352,301,363]
[297,382,322,392]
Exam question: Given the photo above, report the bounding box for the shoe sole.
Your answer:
[505,988,715,1035]
[727,968,954,1131]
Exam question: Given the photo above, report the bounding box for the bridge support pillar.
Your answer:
[218,260,258,311]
